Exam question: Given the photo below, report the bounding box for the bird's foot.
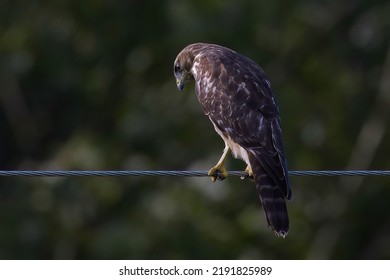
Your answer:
[240,165,254,182]
[208,164,228,182]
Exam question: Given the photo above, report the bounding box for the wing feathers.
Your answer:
[176,43,292,236]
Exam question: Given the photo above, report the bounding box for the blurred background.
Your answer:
[0,0,389,259]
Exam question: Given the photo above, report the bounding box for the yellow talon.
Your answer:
[241,165,254,181]
[208,164,228,182]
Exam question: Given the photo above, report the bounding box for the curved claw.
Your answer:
[208,165,228,182]
[240,165,255,182]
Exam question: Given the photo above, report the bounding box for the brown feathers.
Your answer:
[174,43,292,237]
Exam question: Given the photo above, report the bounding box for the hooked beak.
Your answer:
[176,78,184,91]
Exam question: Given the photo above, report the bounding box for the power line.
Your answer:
[0,170,389,177]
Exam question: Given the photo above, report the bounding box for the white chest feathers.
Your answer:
[210,119,251,167]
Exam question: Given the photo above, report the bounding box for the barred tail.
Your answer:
[249,155,289,237]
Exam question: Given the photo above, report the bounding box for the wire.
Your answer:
[0,170,389,177]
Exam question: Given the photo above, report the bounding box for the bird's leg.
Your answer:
[240,165,254,181]
[208,145,229,182]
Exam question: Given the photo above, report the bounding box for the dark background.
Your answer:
[0,0,389,259]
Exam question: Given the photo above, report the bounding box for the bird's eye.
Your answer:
[174,64,181,73]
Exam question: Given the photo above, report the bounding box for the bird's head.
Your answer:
[173,49,195,91]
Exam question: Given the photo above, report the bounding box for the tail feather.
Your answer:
[249,154,289,237]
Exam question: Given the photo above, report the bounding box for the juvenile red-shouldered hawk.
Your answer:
[174,43,292,237]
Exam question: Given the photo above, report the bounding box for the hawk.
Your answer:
[173,43,292,237]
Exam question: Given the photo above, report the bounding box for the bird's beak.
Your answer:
[176,78,184,91]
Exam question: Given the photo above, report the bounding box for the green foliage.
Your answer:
[0,0,389,259]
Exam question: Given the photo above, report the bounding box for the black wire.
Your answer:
[0,170,389,177]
